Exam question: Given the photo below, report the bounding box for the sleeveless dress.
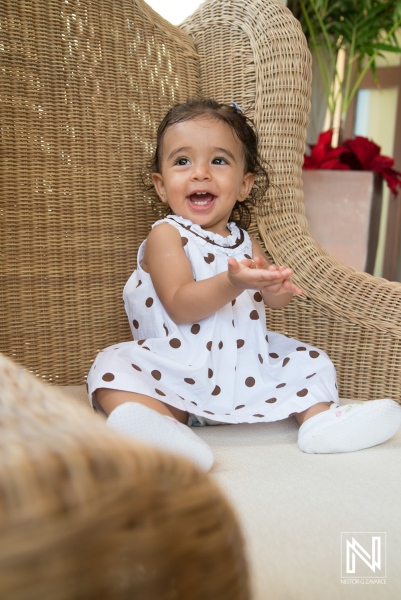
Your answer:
[87,215,338,423]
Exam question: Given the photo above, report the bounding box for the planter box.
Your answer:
[302,170,383,274]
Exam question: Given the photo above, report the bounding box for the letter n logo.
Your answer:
[341,532,386,579]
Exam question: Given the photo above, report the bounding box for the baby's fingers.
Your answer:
[264,266,293,280]
[253,255,270,269]
[227,257,240,274]
[283,279,303,295]
[240,258,256,269]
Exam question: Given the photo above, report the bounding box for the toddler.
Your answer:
[87,99,401,471]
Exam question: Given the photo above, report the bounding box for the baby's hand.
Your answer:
[227,256,302,296]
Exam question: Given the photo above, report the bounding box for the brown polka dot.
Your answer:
[265,334,269,342]
[142,346,151,351]
[204,410,215,415]
[297,389,309,397]
[181,236,188,246]
[232,320,235,327]
[163,324,169,336]
[208,368,213,378]
[309,351,320,358]
[245,377,255,387]
[191,401,197,405]
[297,346,306,351]
[145,297,154,307]
[218,341,223,349]
[206,341,213,351]
[136,280,142,287]
[253,414,264,417]
[138,340,146,345]
[151,370,161,381]
[269,353,279,359]
[191,324,200,334]
[169,338,181,349]
[306,373,316,379]
[244,253,252,259]
[155,389,166,396]
[250,310,259,320]
[211,385,221,395]
[235,405,245,410]
[258,354,263,364]
[102,373,115,382]
[265,398,277,403]
[132,319,139,329]
[282,357,290,367]
[232,299,236,306]
[276,383,286,388]
[254,292,263,302]
[184,378,195,385]
[131,364,142,371]
[204,253,215,263]
[237,339,245,348]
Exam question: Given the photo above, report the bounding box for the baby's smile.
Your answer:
[187,192,216,207]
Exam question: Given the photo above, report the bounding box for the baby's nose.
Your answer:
[192,163,211,179]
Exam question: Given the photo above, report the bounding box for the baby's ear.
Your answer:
[152,173,168,204]
[239,172,255,202]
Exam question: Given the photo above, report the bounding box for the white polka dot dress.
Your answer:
[87,215,338,423]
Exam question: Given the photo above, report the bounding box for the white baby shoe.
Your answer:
[298,399,401,454]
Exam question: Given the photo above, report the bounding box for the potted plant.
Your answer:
[287,0,401,275]
[287,0,401,143]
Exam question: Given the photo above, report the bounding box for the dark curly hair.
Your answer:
[150,98,270,230]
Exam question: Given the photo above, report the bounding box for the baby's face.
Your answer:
[152,117,254,236]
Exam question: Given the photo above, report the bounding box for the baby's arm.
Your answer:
[143,224,244,323]
[143,224,288,324]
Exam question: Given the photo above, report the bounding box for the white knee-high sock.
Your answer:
[107,402,214,471]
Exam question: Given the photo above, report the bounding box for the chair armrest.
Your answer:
[0,352,249,599]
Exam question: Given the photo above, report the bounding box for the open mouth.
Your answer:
[187,191,216,208]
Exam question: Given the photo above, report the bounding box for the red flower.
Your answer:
[303,130,350,170]
[341,136,401,196]
[303,130,401,195]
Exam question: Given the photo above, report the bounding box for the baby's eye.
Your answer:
[175,157,190,166]
[212,157,228,165]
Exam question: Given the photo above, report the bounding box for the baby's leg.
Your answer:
[94,388,214,471]
[95,388,188,422]
[293,402,333,426]
[295,399,401,454]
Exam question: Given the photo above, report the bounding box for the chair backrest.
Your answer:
[0,351,249,600]
[0,0,200,384]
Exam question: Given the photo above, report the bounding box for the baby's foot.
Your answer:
[298,399,401,454]
[107,402,214,471]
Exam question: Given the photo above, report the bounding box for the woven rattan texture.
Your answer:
[0,352,249,600]
[182,0,401,400]
[0,0,199,384]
